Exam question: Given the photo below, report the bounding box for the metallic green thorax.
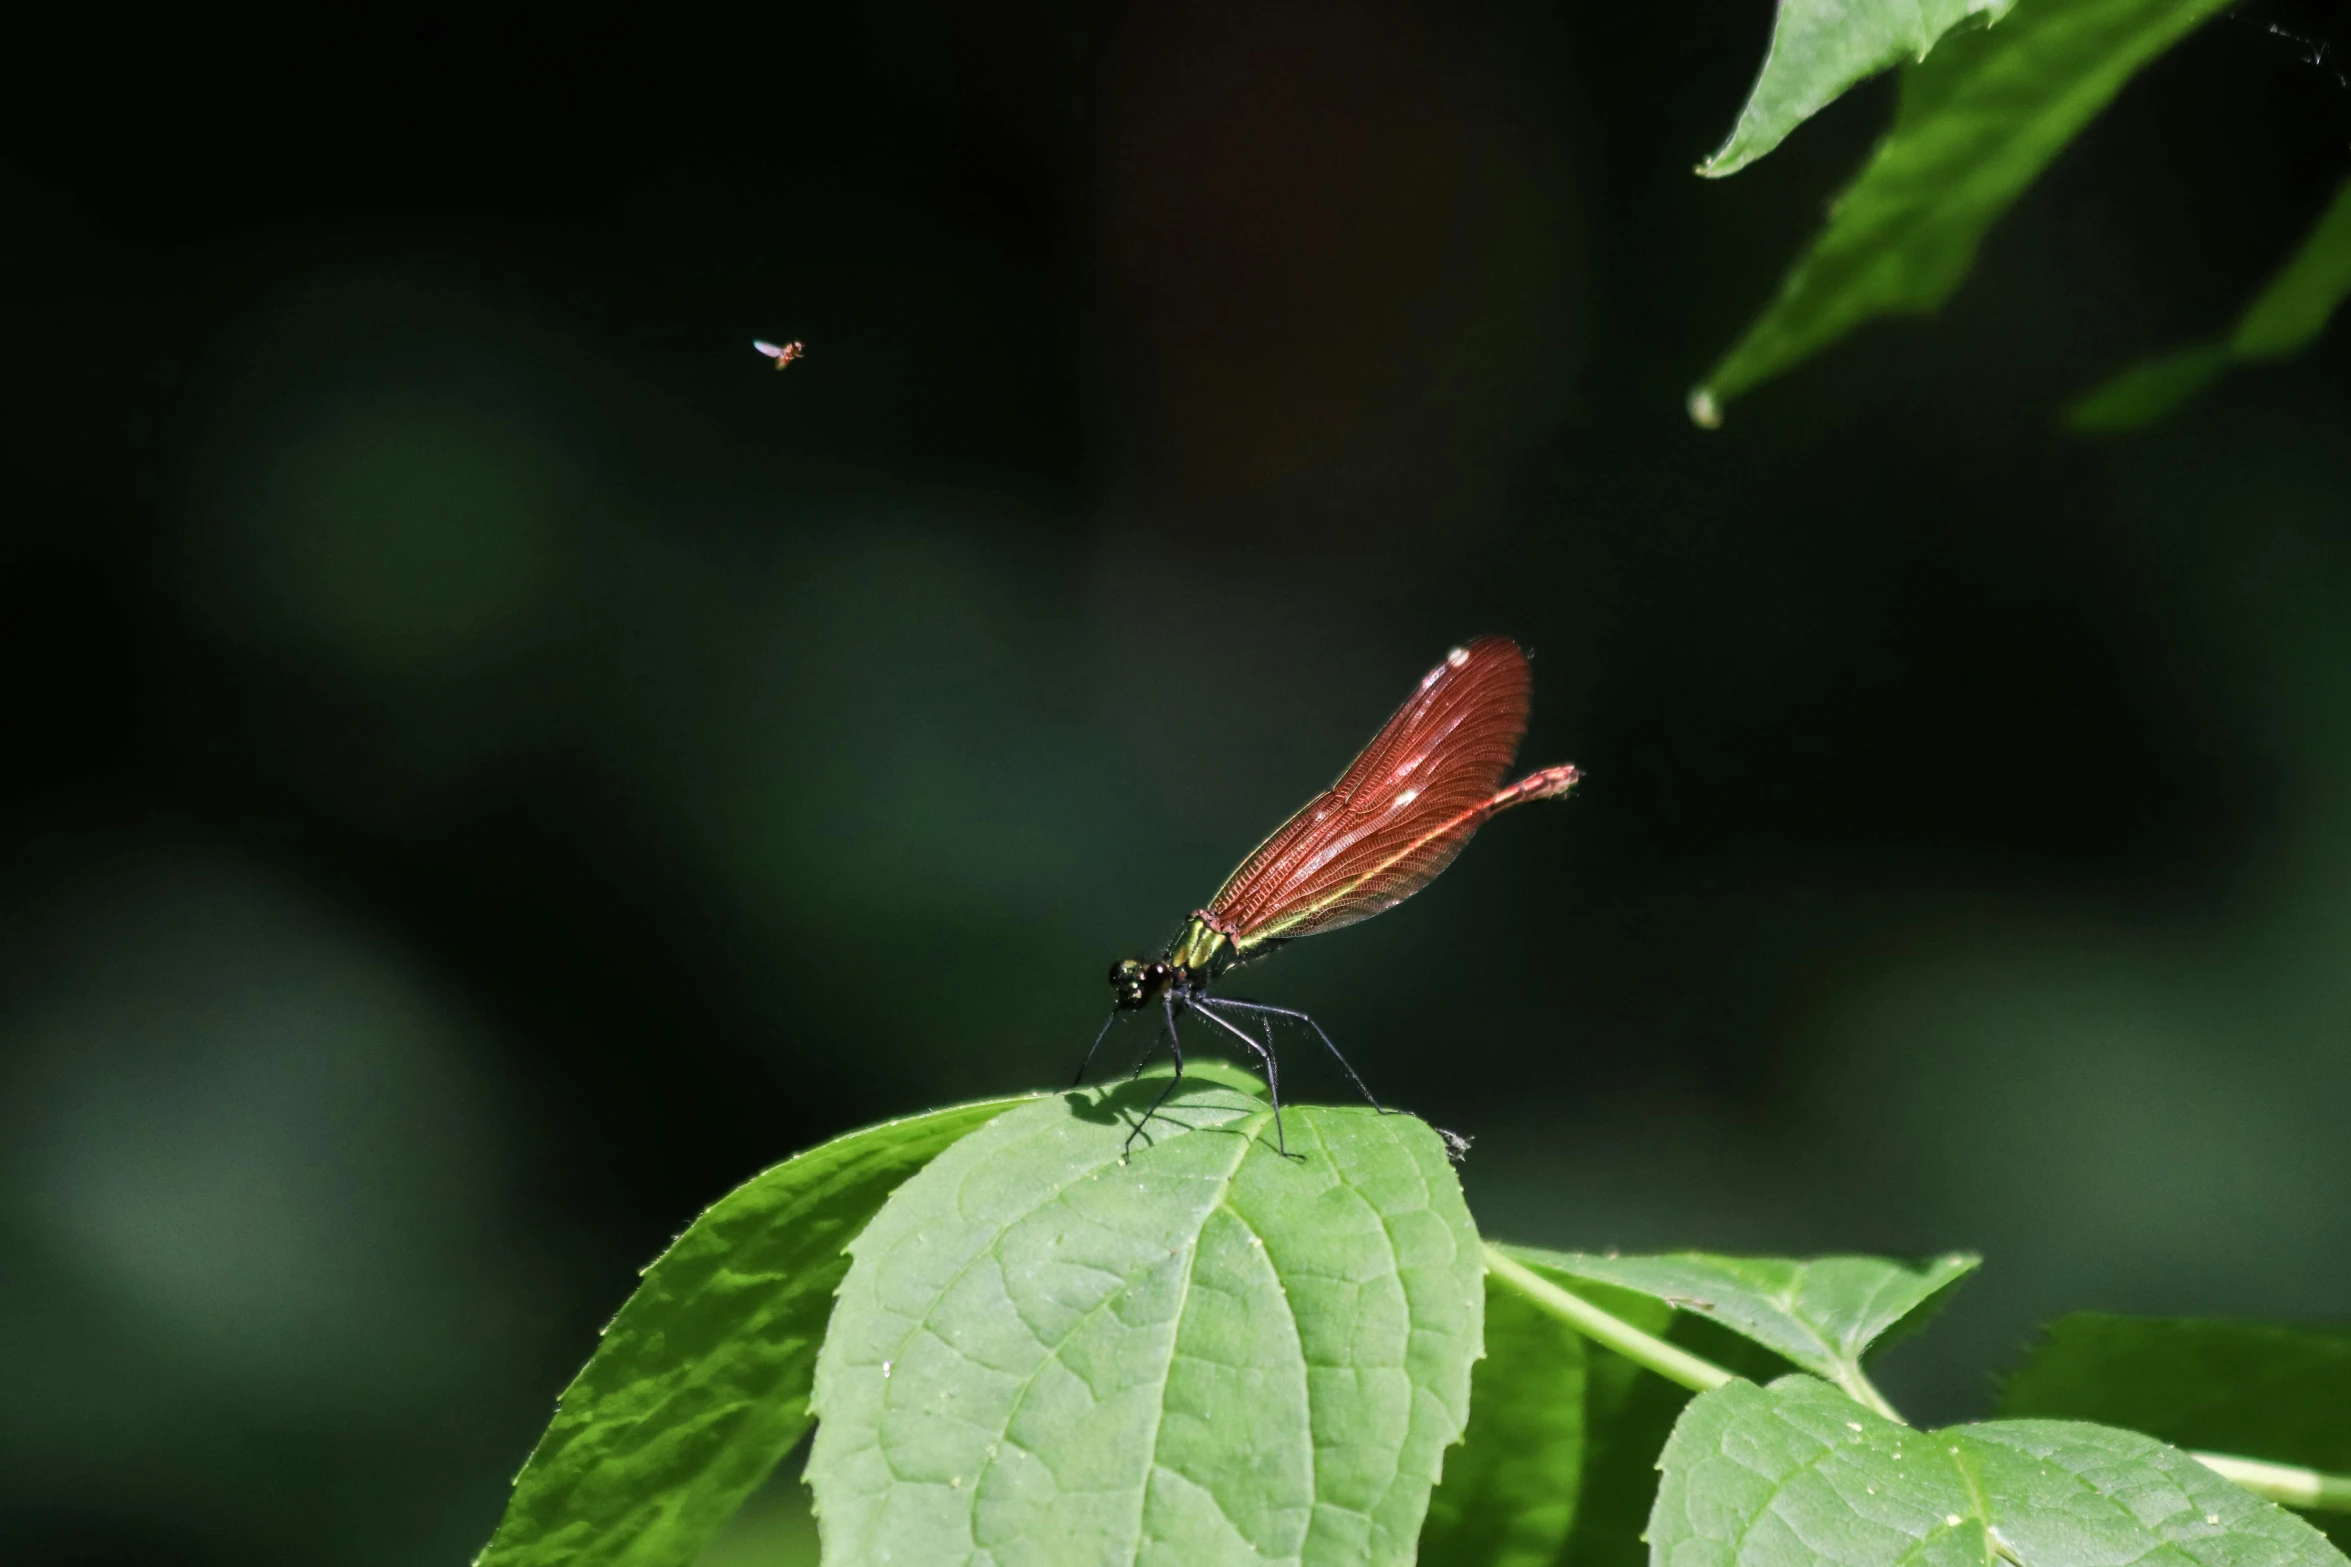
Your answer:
[1107,916,1253,1011]
[1165,916,1239,979]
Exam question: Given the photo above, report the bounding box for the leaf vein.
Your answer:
[1131,1113,1270,1560]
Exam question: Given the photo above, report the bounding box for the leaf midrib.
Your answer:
[1716,1401,1965,1564]
[1128,1110,1269,1560]
[865,1107,1254,1489]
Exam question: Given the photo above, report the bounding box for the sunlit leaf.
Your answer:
[1701,0,2015,179]
[1418,1270,1588,1567]
[2002,1314,2351,1547]
[2070,178,2351,429]
[1652,1374,2347,1567]
[1695,0,2231,421]
[476,1093,1041,1567]
[1505,1246,1975,1396]
[804,1074,1482,1567]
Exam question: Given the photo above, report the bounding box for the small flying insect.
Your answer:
[753,338,806,370]
[1078,635,1579,1155]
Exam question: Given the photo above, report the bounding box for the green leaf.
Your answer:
[1652,1374,2348,1567]
[1962,1422,2348,1566]
[1418,1271,1588,1567]
[1504,1247,1976,1400]
[2064,343,2231,431]
[477,1092,1041,1567]
[2069,178,2351,428]
[1695,0,2231,419]
[2001,1315,2351,1546]
[2233,178,2351,356]
[1564,1320,1688,1567]
[1652,1377,1987,1567]
[694,1474,821,1567]
[804,1075,1483,1567]
[1493,1257,1793,1567]
[1421,1257,1773,1567]
[1701,0,2015,179]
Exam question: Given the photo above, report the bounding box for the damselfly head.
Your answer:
[1109,957,1175,1010]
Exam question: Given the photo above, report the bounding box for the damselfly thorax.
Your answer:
[1107,913,1243,1009]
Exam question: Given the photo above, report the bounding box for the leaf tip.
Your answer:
[1697,137,1765,180]
[1688,387,1724,429]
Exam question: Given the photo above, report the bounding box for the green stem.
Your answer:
[2192,1452,2351,1515]
[1482,1243,1732,1395]
[1832,1365,1906,1424]
[1483,1245,2351,1521]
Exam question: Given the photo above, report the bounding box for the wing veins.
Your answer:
[1243,797,1500,944]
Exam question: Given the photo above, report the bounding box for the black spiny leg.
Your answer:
[1128,1005,1173,1081]
[1186,997,1292,1158]
[1208,997,1390,1114]
[1072,1009,1119,1086]
[1124,993,1187,1156]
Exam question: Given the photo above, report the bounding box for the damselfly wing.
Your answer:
[1081,635,1579,1154]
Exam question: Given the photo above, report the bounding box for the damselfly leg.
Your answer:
[1199,995,1390,1114]
[1181,995,1292,1158]
[1120,993,1190,1155]
[1072,1009,1120,1087]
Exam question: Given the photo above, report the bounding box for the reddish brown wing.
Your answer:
[1205,636,1532,944]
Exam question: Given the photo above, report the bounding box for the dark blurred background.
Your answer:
[4,1,2349,1562]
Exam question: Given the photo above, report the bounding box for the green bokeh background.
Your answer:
[3,3,2347,1563]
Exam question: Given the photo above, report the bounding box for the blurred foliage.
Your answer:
[1696,0,2233,420]
[2,0,2350,1562]
[2071,176,2351,427]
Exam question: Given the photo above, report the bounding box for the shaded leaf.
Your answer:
[2234,178,2351,356]
[693,1470,821,1567]
[1500,1258,1794,1567]
[1696,0,2230,418]
[476,1093,1040,1567]
[1557,1279,1705,1567]
[2065,344,2231,431]
[1702,0,2015,178]
[2070,178,2351,429]
[2001,1314,2351,1547]
[1506,1246,1975,1396]
[1652,1374,2346,1567]
[1419,1271,1588,1567]
[805,1074,1483,1567]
